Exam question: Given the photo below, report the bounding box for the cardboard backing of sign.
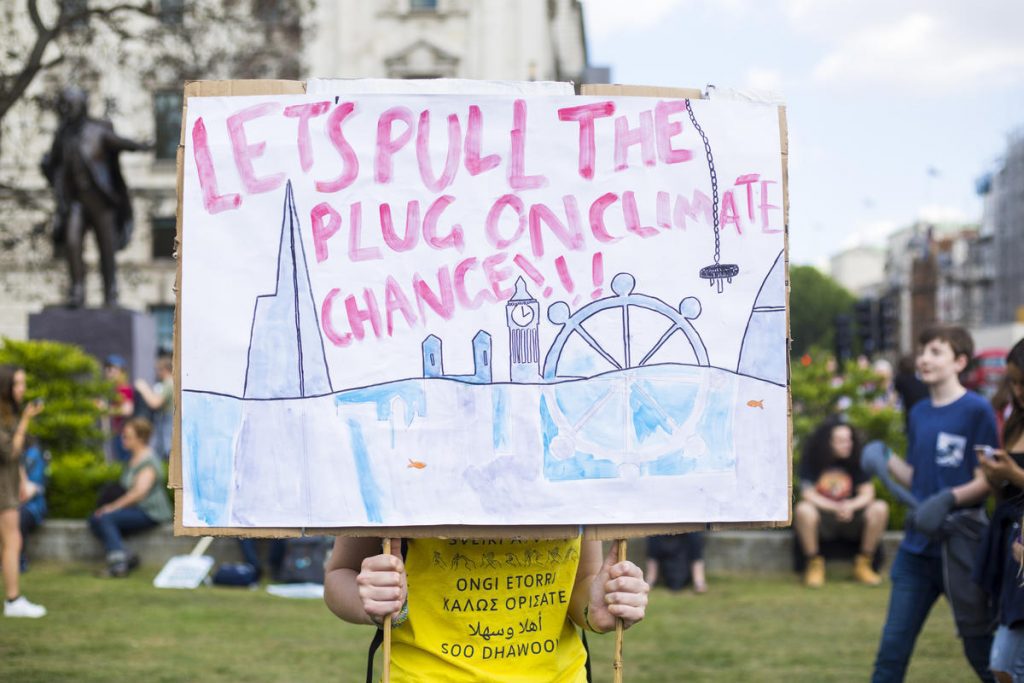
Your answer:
[171,80,791,540]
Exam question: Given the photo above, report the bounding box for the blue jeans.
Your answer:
[88,506,157,554]
[991,625,1024,682]
[873,547,993,682]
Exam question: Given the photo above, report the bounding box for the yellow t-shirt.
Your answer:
[389,537,588,682]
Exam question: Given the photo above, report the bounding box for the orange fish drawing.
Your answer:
[747,400,764,409]
[407,459,427,469]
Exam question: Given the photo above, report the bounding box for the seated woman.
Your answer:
[88,417,172,577]
[794,418,889,588]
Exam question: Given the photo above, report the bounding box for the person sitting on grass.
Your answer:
[325,536,649,682]
[88,417,172,577]
[794,418,889,588]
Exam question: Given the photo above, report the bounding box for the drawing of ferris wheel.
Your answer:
[542,272,709,380]
[538,273,732,479]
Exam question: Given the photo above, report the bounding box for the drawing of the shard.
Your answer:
[243,181,333,399]
[231,182,333,526]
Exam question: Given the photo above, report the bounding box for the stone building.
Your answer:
[0,0,307,347]
[309,0,589,84]
[978,132,1024,326]
[882,221,983,354]
[0,0,597,349]
[828,245,885,298]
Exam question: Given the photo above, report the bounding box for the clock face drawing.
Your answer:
[510,304,536,327]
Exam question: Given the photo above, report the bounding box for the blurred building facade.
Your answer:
[0,0,308,348]
[836,127,1024,359]
[829,245,885,298]
[310,0,590,84]
[877,132,1024,356]
[0,0,599,347]
[978,133,1024,326]
[880,221,991,354]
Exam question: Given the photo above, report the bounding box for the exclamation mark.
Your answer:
[555,256,575,295]
[591,252,604,299]
[513,253,553,298]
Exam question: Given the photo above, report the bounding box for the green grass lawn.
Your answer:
[0,563,978,682]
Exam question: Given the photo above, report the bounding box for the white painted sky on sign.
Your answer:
[583,0,1024,266]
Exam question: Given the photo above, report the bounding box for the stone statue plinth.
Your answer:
[28,307,157,382]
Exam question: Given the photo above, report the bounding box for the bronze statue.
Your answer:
[41,87,148,308]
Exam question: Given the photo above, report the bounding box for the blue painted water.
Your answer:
[183,363,755,525]
[347,419,383,523]
[492,386,509,450]
[335,382,427,425]
[181,392,242,525]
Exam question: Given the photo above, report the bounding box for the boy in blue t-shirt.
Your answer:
[869,325,998,682]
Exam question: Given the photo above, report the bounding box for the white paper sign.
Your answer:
[153,555,215,589]
[179,90,788,529]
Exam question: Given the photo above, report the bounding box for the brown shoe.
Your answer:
[804,555,825,588]
[853,553,883,586]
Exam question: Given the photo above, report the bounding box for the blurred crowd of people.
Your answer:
[1,351,176,618]
[798,328,1024,682]
[3,327,1024,683]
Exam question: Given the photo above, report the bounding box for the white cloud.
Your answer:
[743,67,783,92]
[841,218,900,250]
[916,204,970,224]
[581,0,687,40]
[783,1,1024,93]
[838,205,973,252]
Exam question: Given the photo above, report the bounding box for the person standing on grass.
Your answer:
[103,355,134,463]
[88,417,172,577]
[795,418,889,588]
[133,356,174,460]
[867,325,998,682]
[0,365,46,618]
[325,536,649,682]
[972,339,1024,683]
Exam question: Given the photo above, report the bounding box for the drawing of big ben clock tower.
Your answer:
[506,277,540,383]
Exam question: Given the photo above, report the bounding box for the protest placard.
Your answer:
[170,80,790,539]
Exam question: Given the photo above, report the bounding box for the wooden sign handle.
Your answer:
[613,538,627,683]
[382,537,393,683]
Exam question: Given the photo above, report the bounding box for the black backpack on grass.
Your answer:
[278,537,331,584]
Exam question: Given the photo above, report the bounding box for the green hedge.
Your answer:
[47,451,121,518]
[0,338,119,518]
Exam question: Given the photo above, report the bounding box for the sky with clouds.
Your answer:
[581,0,1024,267]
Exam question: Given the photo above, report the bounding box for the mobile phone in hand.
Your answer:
[975,445,995,461]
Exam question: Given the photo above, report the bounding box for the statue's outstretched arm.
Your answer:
[104,126,151,153]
